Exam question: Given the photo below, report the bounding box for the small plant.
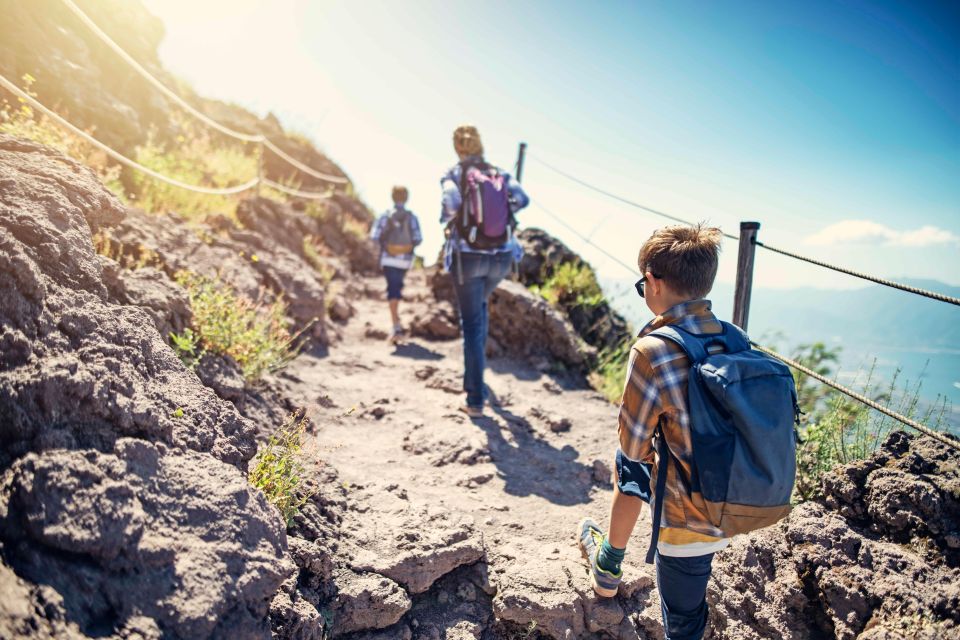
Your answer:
[341,215,369,241]
[303,237,336,285]
[789,342,950,501]
[92,230,161,269]
[530,261,603,311]
[170,327,203,369]
[130,116,257,221]
[249,411,314,526]
[175,271,299,381]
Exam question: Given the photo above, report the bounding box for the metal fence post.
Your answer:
[515,142,527,182]
[732,221,760,331]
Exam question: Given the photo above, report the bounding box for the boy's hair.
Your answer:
[638,223,723,299]
[391,186,408,204]
[453,125,484,158]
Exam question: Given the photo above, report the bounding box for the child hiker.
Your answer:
[370,186,422,342]
[577,224,798,640]
[440,125,529,418]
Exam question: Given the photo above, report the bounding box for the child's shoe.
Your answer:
[577,518,622,597]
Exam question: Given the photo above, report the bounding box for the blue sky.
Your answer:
[141,0,960,290]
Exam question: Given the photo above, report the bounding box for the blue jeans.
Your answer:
[451,251,513,408]
[383,266,406,300]
[656,552,715,640]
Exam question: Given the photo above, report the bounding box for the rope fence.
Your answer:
[532,152,960,307]
[0,73,261,195]
[526,151,957,443]
[60,0,348,185]
[1,73,333,200]
[753,240,960,307]
[263,178,334,200]
[751,343,958,450]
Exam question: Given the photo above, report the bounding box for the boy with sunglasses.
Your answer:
[578,223,725,640]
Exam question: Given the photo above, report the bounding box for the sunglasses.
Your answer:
[634,272,662,298]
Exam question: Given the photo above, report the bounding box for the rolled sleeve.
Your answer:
[617,346,660,464]
[441,177,461,221]
[507,176,529,213]
[411,215,423,246]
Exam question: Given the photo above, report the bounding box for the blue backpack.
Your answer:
[644,322,798,563]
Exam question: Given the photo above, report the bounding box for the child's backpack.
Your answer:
[383,210,414,256]
[455,161,513,250]
[644,321,798,563]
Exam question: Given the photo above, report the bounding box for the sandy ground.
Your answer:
[276,270,659,636]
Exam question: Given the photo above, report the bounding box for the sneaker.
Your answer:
[389,326,404,344]
[458,404,484,418]
[577,518,622,598]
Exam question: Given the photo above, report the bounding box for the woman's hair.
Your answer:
[638,223,723,299]
[453,125,484,159]
[391,185,408,204]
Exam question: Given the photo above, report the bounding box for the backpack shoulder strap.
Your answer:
[652,322,751,362]
[649,325,709,364]
[645,420,672,564]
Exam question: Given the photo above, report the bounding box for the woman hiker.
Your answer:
[440,125,529,417]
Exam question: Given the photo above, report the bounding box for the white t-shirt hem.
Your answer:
[657,536,730,557]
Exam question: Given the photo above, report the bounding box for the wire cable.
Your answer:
[751,342,958,450]
[532,192,957,449]
[0,73,259,195]
[529,199,639,276]
[60,0,350,184]
[534,151,960,307]
[530,154,739,240]
[754,240,960,307]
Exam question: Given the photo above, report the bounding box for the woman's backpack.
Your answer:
[455,161,513,250]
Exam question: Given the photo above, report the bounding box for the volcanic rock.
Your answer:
[0,135,289,637]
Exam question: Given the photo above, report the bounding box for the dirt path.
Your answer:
[278,270,661,639]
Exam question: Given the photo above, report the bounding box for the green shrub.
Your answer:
[175,271,298,381]
[530,261,603,310]
[590,342,632,403]
[130,119,257,221]
[790,342,950,501]
[249,412,314,526]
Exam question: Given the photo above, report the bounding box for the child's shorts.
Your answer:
[383,266,406,300]
[616,448,653,503]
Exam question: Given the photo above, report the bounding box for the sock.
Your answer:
[597,538,625,574]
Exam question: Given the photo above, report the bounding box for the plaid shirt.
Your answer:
[618,299,728,545]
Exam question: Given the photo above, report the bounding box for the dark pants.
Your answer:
[383,266,406,300]
[656,552,715,640]
[451,251,513,408]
